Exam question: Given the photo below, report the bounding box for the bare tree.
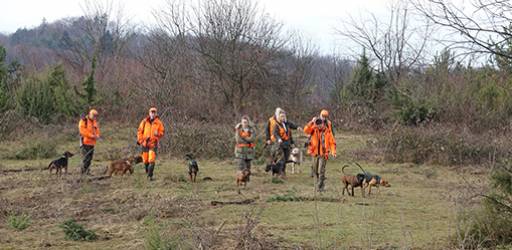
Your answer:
[336,0,432,84]
[188,0,288,115]
[58,0,134,75]
[415,0,512,60]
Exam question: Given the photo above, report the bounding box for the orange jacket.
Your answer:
[79,118,100,146]
[304,119,336,159]
[266,116,278,142]
[137,116,165,149]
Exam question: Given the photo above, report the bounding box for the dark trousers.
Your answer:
[81,145,94,174]
[238,159,252,171]
[277,144,291,176]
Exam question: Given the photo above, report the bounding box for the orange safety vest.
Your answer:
[79,117,100,146]
[237,130,255,148]
[268,116,278,142]
[137,116,165,149]
[304,120,336,159]
[276,122,290,141]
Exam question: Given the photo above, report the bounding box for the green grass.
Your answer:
[59,219,97,241]
[0,125,484,249]
[7,214,31,231]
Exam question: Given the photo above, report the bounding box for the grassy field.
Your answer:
[0,125,485,249]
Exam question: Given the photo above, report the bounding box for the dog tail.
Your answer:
[341,164,350,175]
[354,162,367,175]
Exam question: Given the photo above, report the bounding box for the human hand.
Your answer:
[266,140,271,145]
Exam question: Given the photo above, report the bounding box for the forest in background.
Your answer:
[1,1,512,247]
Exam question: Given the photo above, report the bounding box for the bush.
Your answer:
[379,126,507,165]
[454,164,512,249]
[7,214,31,231]
[388,88,437,126]
[15,140,57,160]
[16,65,79,124]
[164,121,236,159]
[145,226,179,250]
[17,77,56,124]
[59,219,97,241]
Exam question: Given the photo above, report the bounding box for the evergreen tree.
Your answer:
[0,46,9,112]
[47,65,79,117]
[343,50,386,106]
[75,55,97,108]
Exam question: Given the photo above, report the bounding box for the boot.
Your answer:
[147,163,155,181]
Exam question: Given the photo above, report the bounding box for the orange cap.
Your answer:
[320,109,329,117]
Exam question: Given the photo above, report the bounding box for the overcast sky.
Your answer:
[0,0,400,54]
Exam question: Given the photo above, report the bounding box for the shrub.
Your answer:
[15,140,57,160]
[388,88,437,126]
[379,126,506,165]
[7,214,31,231]
[164,121,235,159]
[145,226,179,250]
[59,219,97,241]
[454,164,512,249]
[17,77,55,124]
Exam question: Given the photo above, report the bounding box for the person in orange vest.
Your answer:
[137,107,165,181]
[78,109,100,175]
[272,111,298,177]
[265,107,284,145]
[235,116,256,180]
[304,109,336,192]
[265,108,301,175]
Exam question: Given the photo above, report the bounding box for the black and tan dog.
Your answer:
[340,165,365,197]
[105,156,143,177]
[361,173,391,195]
[185,154,199,182]
[47,151,74,176]
[265,163,281,176]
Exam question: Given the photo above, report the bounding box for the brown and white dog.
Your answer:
[288,147,302,174]
[105,156,143,177]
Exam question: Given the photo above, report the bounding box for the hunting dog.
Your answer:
[361,173,391,195]
[236,168,251,194]
[265,162,281,176]
[340,165,365,197]
[185,154,199,182]
[105,156,143,177]
[289,147,302,174]
[47,151,74,176]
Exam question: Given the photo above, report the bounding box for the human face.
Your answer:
[241,118,249,128]
[149,110,156,119]
[278,113,286,123]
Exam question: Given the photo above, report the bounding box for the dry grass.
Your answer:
[0,126,486,249]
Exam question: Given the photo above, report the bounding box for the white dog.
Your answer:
[289,147,302,174]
